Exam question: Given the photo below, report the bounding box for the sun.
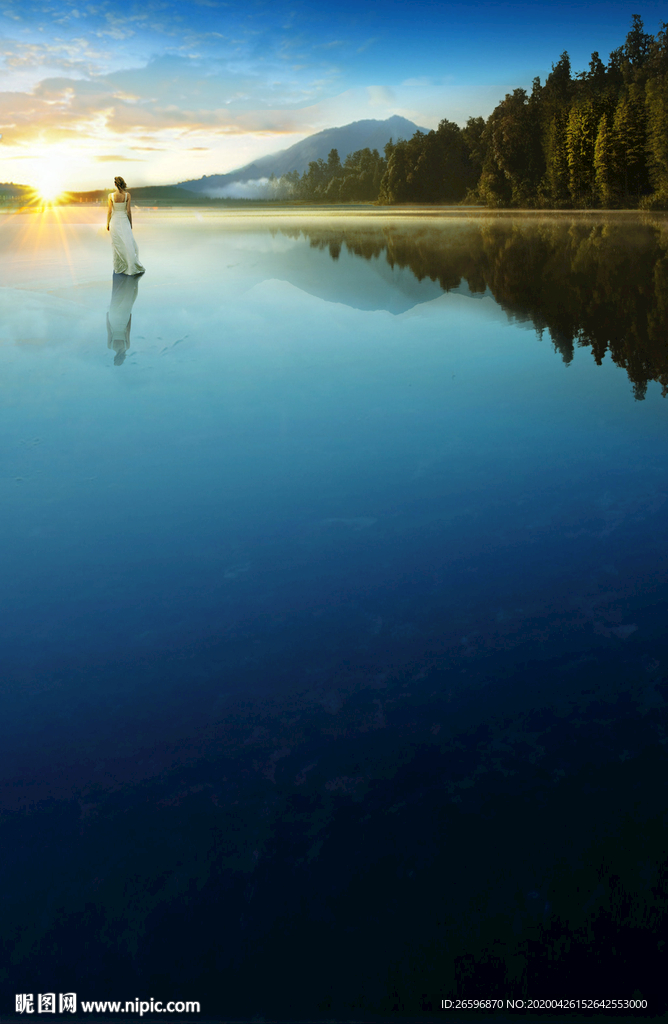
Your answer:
[32,174,68,204]
[37,181,65,202]
[30,157,71,205]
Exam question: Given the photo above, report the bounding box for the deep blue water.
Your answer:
[1,209,667,1020]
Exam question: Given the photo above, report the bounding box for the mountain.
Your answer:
[176,115,427,194]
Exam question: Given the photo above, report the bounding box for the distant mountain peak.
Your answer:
[176,114,428,194]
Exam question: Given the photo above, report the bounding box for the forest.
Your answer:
[272,16,668,209]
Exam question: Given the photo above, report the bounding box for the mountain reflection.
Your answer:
[107,272,141,365]
[281,217,668,399]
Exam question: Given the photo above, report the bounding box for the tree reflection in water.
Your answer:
[282,215,668,400]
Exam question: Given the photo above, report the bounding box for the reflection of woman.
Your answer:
[106,175,145,276]
[107,271,140,365]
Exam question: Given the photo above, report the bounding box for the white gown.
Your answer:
[109,195,145,275]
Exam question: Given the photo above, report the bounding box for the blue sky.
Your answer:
[0,0,666,190]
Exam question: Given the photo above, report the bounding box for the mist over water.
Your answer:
[1,208,667,1019]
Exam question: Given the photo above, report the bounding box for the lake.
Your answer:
[1,206,666,1020]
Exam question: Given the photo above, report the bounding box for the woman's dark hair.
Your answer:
[114,176,127,191]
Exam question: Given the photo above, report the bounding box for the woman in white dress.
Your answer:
[106,175,145,275]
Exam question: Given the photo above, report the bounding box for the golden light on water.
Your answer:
[6,149,80,285]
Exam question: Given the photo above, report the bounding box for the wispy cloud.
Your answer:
[95,153,144,160]
[0,36,106,75]
[367,85,395,106]
[96,12,136,40]
[355,36,379,55]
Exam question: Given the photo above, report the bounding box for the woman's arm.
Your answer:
[126,192,132,228]
[106,195,112,230]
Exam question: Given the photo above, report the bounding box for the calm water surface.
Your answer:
[1,208,667,1018]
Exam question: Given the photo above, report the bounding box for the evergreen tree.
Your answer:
[539,52,573,205]
[607,45,625,89]
[594,113,615,206]
[378,121,473,204]
[624,14,652,70]
[541,112,570,205]
[644,26,668,201]
[462,117,486,177]
[378,142,412,203]
[340,148,386,201]
[586,52,607,95]
[481,88,544,205]
[566,99,600,205]
[327,148,342,177]
[324,176,342,201]
[645,75,668,198]
[611,92,647,198]
[544,51,573,107]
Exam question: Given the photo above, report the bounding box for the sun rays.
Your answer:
[3,191,81,288]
